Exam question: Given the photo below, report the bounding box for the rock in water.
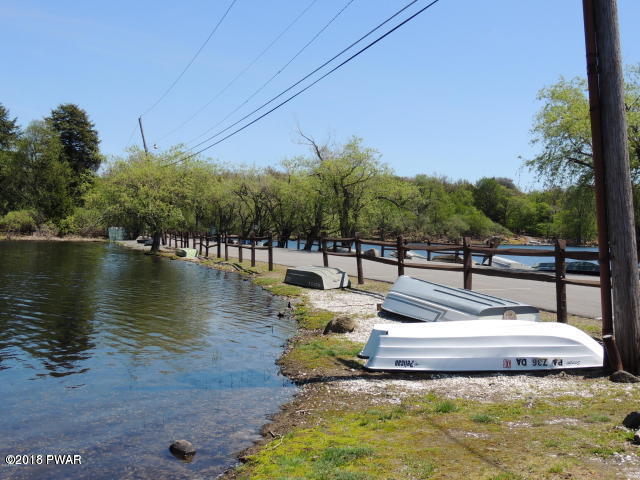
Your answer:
[610,370,640,384]
[622,412,640,430]
[363,248,378,258]
[170,440,196,460]
[323,316,356,334]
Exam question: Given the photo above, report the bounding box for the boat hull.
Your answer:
[381,276,540,322]
[360,320,603,372]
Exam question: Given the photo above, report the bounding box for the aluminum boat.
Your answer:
[382,276,539,322]
[359,320,603,372]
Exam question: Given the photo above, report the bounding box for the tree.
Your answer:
[0,103,20,150]
[473,177,510,225]
[0,121,74,220]
[94,149,188,252]
[301,134,386,238]
[526,68,640,187]
[46,104,101,173]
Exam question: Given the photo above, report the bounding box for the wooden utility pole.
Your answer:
[138,116,149,154]
[582,0,640,373]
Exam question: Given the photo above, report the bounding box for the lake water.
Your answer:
[0,241,297,479]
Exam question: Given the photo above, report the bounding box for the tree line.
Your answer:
[1,65,639,247]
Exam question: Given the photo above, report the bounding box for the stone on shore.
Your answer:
[609,370,640,384]
[323,316,356,334]
[622,412,640,430]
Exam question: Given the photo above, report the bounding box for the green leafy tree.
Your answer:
[302,134,387,238]
[46,103,101,173]
[473,177,511,225]
[1,121,74,220]
[526,68,640,186]
[94,149,188,252]
[0,103,20,149]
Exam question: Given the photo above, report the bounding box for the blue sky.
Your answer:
[2,1,639,188]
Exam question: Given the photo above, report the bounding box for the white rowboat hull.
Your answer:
[360,320,603,372]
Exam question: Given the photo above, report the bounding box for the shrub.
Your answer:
[58,208,105,237]
[0,210,38,234]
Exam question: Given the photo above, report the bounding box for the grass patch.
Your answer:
[471,413,498,424]
[265,283,304,296]
[293,300,335,330]
[434,400,458,414]
[283,337,364,371]
[234,388,639,479]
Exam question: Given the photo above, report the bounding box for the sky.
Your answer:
[2,0,640,189]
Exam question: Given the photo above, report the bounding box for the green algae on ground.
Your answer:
[282,336,364,371]
[235,390,638,480]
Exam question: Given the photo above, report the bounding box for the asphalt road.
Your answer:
[243,247,602,319]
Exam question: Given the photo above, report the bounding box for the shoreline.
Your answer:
[0,233,107,242]
[116,240,639,479]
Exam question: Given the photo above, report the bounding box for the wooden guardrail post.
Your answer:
[321,232,329,267]
[199,235,203,256]
[381,243,385,257]
[463,237,473,290]
[555,239,568,323]
[396,235,405,276]
[216,233,222,259]
[238,236,243,263]
[268,232,274,271]
[426,240,432,261]
[224,233,229,261]
[487,239,498,266]
[250,232,256,267]
[296,234,301,250]
[355,232,364,284]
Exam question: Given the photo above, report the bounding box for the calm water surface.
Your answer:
[0,241,297,479]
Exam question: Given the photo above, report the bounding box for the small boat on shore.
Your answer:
[359,320,603,372]
[382,276,540,322]
[486,255,531,270]
[284,266,351,289]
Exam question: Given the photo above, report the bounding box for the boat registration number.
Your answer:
[394,360,417,368]
[504,358,565,368]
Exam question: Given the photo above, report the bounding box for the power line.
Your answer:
[155,0,318,143]
[167,0,441,166]
[185,0,420,154]
[183,0,355,147]
[140,0,238,117]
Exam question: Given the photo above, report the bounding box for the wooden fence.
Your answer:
[318,233,600,323]
[159,230,602,323]
[163,231,274,271]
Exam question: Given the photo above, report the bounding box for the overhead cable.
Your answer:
[183,0,355,147]
[185,0,421,154]
[167,0,441,166]
[155,0,318,142]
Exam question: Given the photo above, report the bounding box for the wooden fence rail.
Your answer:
[160,230,601,322]
[319,233,601,323]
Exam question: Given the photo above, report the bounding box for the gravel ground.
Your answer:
[306,288,408,342]
[304,287,638,403]
[329,373,636,403]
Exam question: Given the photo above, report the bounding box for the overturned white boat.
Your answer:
[359,320,603,372]
[284,266,351,290]
[485,255,531,270]
[382,276,539,322]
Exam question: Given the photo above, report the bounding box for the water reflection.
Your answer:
[0,241,297,479]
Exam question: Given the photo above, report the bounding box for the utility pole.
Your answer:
[582,0,640,373]
[138,116,149,154]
